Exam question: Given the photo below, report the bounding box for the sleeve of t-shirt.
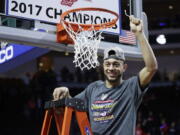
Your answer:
[75,81,98,99]
[129,76,149,109]
[74,89,88,111]
[74,82,94,110]
[74,89,87,100]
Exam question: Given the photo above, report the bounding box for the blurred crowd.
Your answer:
[0,67,180,135]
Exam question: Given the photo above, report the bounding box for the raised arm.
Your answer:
[129,16,158,87]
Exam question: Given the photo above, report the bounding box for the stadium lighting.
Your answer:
[156,34,166,45]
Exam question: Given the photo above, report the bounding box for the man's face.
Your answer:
[103,58,126,83]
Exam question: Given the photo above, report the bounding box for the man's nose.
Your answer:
[109,64,114,70]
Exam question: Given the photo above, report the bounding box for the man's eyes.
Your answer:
[105,63,110,66]
[114,63,120,67]
[105,63,121,67]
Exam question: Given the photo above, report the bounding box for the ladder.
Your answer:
[41,98,93,135]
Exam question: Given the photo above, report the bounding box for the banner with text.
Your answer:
[6,0,121,34]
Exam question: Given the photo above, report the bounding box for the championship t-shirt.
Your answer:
[75,76,148,135]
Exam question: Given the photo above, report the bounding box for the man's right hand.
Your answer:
[53,87,71,100]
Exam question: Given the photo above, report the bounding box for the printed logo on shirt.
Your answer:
[101,93,108,100]
[91,100,117,123]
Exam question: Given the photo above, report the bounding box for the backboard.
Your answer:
[0,0,148,60]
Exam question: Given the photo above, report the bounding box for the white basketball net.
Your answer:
[61,21,103,70]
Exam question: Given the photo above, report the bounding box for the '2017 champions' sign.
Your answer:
[6,0,121,34]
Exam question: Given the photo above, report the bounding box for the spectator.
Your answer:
[168,121,177,135]
[136,123,146,135]
[160,119,169,135]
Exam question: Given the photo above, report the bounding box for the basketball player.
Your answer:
[53,15,158,135]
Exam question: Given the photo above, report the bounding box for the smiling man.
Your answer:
[52,15,158,135]
[103,47,127,88]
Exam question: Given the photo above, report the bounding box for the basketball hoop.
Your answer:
[57,7,119,70]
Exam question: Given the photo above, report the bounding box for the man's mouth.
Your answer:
[107,73,117,77]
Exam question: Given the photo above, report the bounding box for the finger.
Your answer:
[130,23,137,32]
[129,15,140,25]
[129,15,133,21]
[137,25,143,32]
[59,92,66,99]
[53,93,58,100]
[55,92,62,100]
[53,87,69,100]
[53,89,62,100]
[53,90,57,99]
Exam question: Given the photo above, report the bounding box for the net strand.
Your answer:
[0,41,8,50]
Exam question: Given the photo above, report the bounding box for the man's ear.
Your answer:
[123,63,128,72]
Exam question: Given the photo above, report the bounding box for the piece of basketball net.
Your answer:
[0,41,8,49]
[64,23,103,70]
[57,7,119,70]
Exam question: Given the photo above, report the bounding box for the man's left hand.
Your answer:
[129,15,143,36]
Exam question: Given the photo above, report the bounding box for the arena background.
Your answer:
[0,0,180,135]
